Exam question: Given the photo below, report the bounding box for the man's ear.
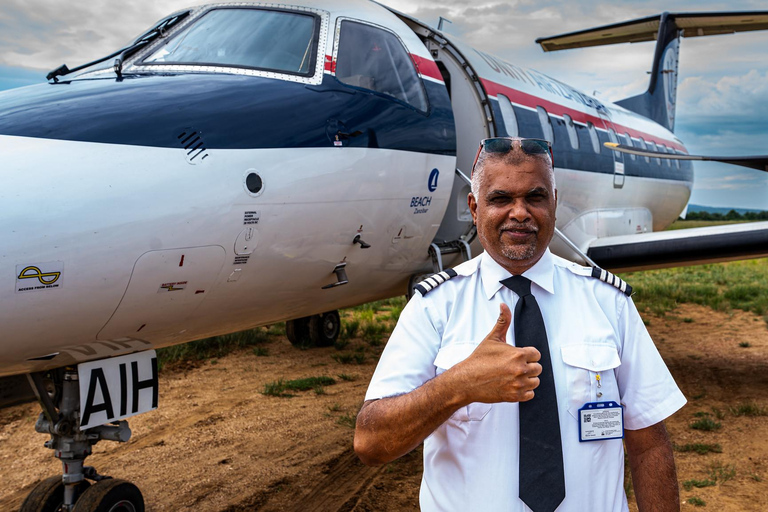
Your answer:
[468,193,478,225]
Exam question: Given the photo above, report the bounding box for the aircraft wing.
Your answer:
[604,143,768,172]
[586,221,768,272]
[536,11,768,51]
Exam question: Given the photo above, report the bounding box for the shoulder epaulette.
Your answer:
[591,266,632,296]
[566,263,632,296]
[415,269,458,296]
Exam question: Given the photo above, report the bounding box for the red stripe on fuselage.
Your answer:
[480,78,686,153]
[411,54,444,83]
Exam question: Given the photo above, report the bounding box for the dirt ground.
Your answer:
[2,303,767,511]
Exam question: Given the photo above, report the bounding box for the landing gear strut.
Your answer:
[21,369,144,512]
[286,310,341,347]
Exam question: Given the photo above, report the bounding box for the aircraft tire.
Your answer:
[286,317,311,347]
[71,479,144,512]
[309,310,341,347]
[20,475,90,512]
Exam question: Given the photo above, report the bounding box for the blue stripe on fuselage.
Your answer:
[0,73,456,156]
[489,98,694,183]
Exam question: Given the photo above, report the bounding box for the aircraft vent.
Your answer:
[177,128,209,164]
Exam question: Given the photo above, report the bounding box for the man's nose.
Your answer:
[508,200,530,222]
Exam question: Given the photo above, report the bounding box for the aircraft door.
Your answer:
[421,37,492,266]
[597,107,625,189]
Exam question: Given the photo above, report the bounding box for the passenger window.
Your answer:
[336,21,428,111]
[647,141,661,165]
[658,144,671,166]
[498,94,519,137]
[143,8,319,76]
[563,114,579,149]
[673,149,680,168]
[623,132,636,160]
[637,137,650,163]
[586,122,600,153]
[536,106,554,144]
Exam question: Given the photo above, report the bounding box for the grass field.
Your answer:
[620,258,768,322]
[665,220,749,231]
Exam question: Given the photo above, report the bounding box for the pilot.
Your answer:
[354,137,686,512]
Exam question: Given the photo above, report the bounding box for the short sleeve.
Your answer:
[364,293,442,401]
[614,296,687,430]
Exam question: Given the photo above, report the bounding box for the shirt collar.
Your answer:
[480,249,555,300]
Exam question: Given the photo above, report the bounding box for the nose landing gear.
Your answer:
[20,369,144,512]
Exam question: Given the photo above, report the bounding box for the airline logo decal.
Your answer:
[428,168,439,192]
[16,262,64,293]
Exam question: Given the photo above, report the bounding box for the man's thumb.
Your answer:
[488,303,512,341]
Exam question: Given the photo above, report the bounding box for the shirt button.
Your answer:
[597,392,603,398]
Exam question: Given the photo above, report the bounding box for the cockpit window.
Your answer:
[142,8,319,76]
[335,20,428,112]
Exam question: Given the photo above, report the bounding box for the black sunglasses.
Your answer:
[471,137,553,174]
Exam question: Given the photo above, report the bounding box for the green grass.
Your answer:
[157,324,283,369]
[709,462,736,483]
[262,376,336,397]
[620,258,768,319]
[666,219,749,230]
[687,496,706,507]
[253,347,269,357]
[337,373,357,381]
[739,341,751,348]
[729,402,768,417]
[336,412,356,429]
[332,353,366,365]
[683,478,716,491]
[690,418,721,431]
[674,443,722,455]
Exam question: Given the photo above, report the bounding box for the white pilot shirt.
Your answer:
[365,249,687,512]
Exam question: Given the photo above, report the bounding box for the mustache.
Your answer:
[500,223,538,233]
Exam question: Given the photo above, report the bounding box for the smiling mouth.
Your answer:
[500,226,538,238]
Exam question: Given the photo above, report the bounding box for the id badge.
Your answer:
[578,401,624,442]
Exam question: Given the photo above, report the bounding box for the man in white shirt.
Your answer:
[354,138,686,511]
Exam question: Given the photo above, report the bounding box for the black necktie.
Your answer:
[501,275,565,512]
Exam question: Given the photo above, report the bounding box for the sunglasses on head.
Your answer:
[471,137,553,175]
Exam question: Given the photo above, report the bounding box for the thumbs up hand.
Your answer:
[449,304,542,405]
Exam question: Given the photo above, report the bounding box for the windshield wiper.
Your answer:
[47,11,191,82]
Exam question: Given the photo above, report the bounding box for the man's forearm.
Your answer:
[625,422,680,512]
[354,369,467,466]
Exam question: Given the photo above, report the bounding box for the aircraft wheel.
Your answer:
[286,317,311,346]
[309,310,340,347]
[20,475,90,512]
[72,479,144,512]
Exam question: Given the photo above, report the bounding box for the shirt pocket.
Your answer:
[434,343,493,422]
[561,344,622,419]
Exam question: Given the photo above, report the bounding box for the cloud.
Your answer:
[0,0,200,69]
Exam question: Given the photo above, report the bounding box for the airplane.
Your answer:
[1,1,767,510]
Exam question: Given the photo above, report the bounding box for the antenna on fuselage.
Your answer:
[438,17,452,31]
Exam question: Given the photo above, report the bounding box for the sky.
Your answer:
[0,0,766,209]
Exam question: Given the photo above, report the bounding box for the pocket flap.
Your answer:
[433,343,478,370]
[561,344,621,372]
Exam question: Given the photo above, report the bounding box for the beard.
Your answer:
[477,225,539,262]
[500,241,537,261]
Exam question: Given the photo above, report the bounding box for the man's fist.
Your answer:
[449,304,542,405]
